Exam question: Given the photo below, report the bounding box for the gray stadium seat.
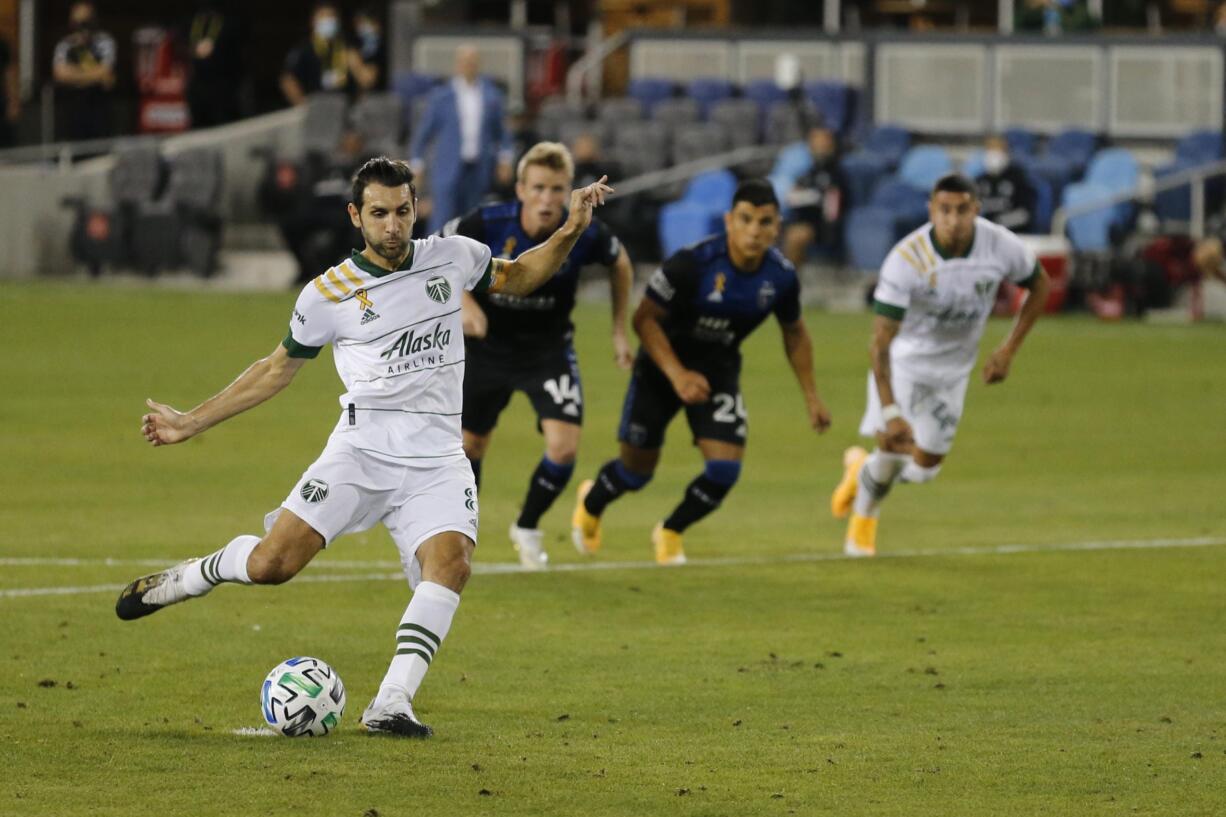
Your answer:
[558,120,604,152]
[350,92,405,156]
[167,148,224,276]
[671,122,731,164]
[764,99,821,145]
[303,93,350,156]
[653,97,701,130]
[596,97,644,132]
[537,95,589,141]
[709,98,761,149]
[109,143,164,205]
[610,120,669,177]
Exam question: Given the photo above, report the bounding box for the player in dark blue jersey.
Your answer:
[571,179,833,564]
[443,142,634,570]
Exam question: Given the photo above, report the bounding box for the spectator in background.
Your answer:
[52,2,117,142]
[1015,0,1097,34]
[280,2,350,106]
[571,132,619,188]
[1,33,17,147]
[975,135,1037,234]
[348,5,385,97]
[187,1,245,128]
[781,125,847,267]
[409,45,513,234]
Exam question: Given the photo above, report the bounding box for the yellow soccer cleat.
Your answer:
[843,512,877,558]
[830,445,868,519]
[652,523,687,566]
[571,479,602,555]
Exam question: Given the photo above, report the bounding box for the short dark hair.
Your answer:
[931,173,977,199]
[731,178,779,211]
[351,157,416,207]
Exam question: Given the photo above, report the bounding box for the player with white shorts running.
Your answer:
[115,156,612,737]
[830,173,1050,556]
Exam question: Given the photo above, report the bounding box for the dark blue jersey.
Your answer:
[644,234,801,372]
[444,201,621,345]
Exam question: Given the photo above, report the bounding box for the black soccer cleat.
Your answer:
[361,697,434,738]
[114,559,197,621]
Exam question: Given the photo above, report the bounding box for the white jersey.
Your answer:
[284,236,493,459]
[872,217,1039,383]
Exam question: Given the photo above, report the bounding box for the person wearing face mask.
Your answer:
[974,135,1037,234]
[780,125,849,268]
[347,6,385,97]
[281,2,349,107]
[186,1,246,128]
[51,2,117,141]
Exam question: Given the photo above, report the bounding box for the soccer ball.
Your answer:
[260,657,347,737]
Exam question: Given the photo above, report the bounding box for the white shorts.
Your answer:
[858,370,969,456]
[265,438,478,590]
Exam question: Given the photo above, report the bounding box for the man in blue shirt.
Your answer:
[572,179,833,565]
[444,142,634,569]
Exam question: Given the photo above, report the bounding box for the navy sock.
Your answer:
[663,460,740,533]
[583,459,651,517]
[517,456,574,529]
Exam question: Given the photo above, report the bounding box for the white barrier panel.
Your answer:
[410,35,524,107]
[1109,46,1223,137]
[875,43,986,134]
[995,45,1102,134]
[630,40,734,83]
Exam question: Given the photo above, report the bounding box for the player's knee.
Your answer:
[900,462,942,484]
[613,459,653,491]
[545,441,578,465]
[434,540,473,591]
[247,548,299,585]
[704,459,741,488]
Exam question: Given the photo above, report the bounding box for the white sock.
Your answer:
[376,581,462,703]
[852,450,908,518]
[900,461,942,484]
[181,534,260,596]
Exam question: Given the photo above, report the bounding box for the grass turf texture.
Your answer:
[1,283,1224,816]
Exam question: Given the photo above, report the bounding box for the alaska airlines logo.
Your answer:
[380,322,453,360]
[426,276,452,303]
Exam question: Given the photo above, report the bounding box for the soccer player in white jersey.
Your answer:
[830,174,1050,557]
[116,157,612,737]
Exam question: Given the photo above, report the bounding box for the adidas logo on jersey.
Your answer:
[360,307,380,325]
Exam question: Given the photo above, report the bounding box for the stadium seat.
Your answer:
[743,79,789,113]
[671,122,731,164]
[350,92,405,156]
[897,145,953,191]
[708,99,761,149]
[1063,181,1130,252]
[840,151,892,207]
[302,93,350,157]
[686,77,734,116]
[681,169,738,207]
[66,143,165,275]
[536,95,589,141]
[764,99,821,145]
[1175,129,1224,163]
[1003,127,1039,157]
[653,97,702,130]
[861,125,912,168]
[628,78,676,113]
[844,205,899,271]
[1084,148,1139,193]
[610,120,669,176]
[1022,153,1077,199]
[1047,128,1097,174]
[961,149,985,180]
[557,120,603,151]
[596,97,644,141]
[658,201,723,257]
[1030,172,1055,233]
[167,148,224,276]
[871,177,929,232]
[802,81,853,134]
[1153,159,1194,222]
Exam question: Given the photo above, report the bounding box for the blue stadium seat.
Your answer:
[844,205,899,272]
[1084,148,1139,192]
[1022,153,1077,199]
[871,178,929,231]
[686,78,734,116]
[628,78,676,114]
[1030,171,1054,233]
[1048,128,1098,174]
[863,125,912,168]
[897,145,953,191]
[962,149,985,180]
[681,169,738,207]
[767,142,814,213]
[1063,181,1130,252]
[840,151,892,207]
[743,79,789,113]
[802,81,853,134]
[1003,127,1039,157]
[1175,129,1224,163]
[1154,158,1195,222]
[658,202,723,257]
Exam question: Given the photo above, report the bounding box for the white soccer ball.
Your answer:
[260,656,347,737]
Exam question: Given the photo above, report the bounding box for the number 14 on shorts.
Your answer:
[544,375,581,417]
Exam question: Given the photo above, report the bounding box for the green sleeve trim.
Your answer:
[873,300,906,321]
[282,331,322,359]
[1016,261,1043,290]
[472,259,494,293]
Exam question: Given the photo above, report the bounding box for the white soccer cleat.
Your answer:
[361,691,433,738]
[114,558,200,621]
[509,523,548,571]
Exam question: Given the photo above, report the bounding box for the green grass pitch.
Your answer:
[1,283,1224,816]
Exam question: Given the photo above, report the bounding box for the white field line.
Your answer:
[2,535,1224,600]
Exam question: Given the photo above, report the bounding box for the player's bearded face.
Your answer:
[516,165,570,237]
[354,183,416,263]
[724,202,781,266]
[929,192,978,251]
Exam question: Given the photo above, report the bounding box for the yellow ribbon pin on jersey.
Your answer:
[355,288,373,310]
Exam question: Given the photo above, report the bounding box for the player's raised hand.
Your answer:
[671,369,711,405]
[141,398,195,447]
[982,347,1013,384]
[612,329,634,370]
[564,176,613,234]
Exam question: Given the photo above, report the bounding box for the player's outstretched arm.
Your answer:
[633,298,710,405]
[141,344,307,447]
[490,176,614,297]
[983,266,1050,385]
[780,319,831,433]
[870,314,913,452]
